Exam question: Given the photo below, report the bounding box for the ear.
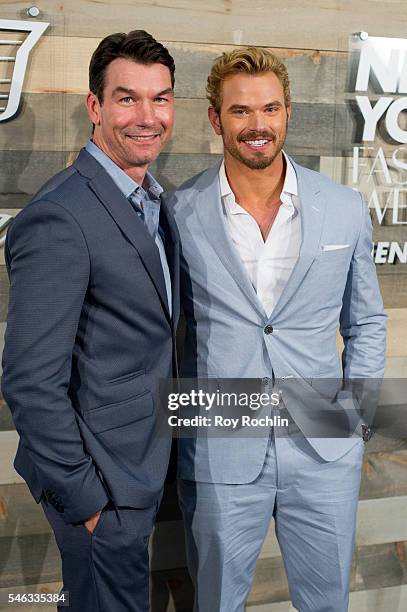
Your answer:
[86,92,102,126]
[286,103,292,122]
[208,106,222,136]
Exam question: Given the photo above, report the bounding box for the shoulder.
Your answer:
[9,152,98,239]
[162,163,220,214]
[7,170,88,252]
[32,164,78,203]
[31,161,93,215]
[294,162,364,217]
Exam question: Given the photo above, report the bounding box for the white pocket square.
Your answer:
[321,244,350,251]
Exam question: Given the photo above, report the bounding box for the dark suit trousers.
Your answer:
[42,499,157,612]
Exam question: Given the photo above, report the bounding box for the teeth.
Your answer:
[245,139,269,146]
[128,135,157,140]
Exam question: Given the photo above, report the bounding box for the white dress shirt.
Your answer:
[219,152,301,318]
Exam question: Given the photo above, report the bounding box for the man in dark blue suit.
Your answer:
[2,30,179,612]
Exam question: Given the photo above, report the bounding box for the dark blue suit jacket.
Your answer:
[2,149,180,523]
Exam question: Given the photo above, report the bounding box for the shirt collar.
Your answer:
[85,139,162,201]
[219,150,298,214]
[281,151,298,198]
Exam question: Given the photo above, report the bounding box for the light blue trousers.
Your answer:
[178,433,364,612]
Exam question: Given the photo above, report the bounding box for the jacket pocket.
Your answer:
[106,368,146,385]
[83,391,153,433]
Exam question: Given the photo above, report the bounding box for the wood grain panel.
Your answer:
[352,430,407,454]
[356,497,407,546]
[3,578,404,611]
[0,480,181,536]
[0,431,23,485]
[0,583,64,612]
[259,497,407,561]
[247,585,407,612]
[0,484,49,539]
[151,153,319,190]
[380,277,407,309]
[0,151,320,209]
[0,266,9,320]
[0,540,406,607]
[0,532,59,588]
[359,451,407,500]
[385,357,407,378]
[1,465,407,548]
[0,522,187,586]
[0,400,14,432]
[1,1,406,51]
[0,95,359,155]
[248,541,407,606]
[1,91,402,161]
[0,152,70,210]
[0,195,32,210]
[21,36,347,104]
[386,309,407,358]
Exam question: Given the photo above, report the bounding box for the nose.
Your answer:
[136,99,156,128]
[247,110,266,132]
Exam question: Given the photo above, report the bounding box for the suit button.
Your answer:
[264,325,273,335]
[261,377,270,386]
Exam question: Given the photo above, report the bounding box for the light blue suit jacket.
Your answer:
[165,159,387,482]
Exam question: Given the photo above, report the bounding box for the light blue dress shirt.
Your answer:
[85,139,172,316]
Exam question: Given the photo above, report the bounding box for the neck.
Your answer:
[122,165,148,186]
[92,134,148,186]
[224,150,286,210]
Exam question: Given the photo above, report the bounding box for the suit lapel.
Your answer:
[74,149,171,322]
[195,165,266,318]
[194,159,326,323]
[269,161,325,321]
[160,198,180,328]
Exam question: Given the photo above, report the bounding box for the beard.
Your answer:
[220,121,288,170]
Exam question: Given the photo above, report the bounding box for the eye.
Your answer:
[120,96,134,104]
[232,108,248,115]
[154,96,169,104]
[265,105,279,113]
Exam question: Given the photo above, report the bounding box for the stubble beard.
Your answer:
[220,120,288,170]
[121,135,163,168]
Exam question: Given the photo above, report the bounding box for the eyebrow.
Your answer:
[112,86,174,97]
[227,101,283,112]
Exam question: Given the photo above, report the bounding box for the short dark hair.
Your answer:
[89,30,175,103]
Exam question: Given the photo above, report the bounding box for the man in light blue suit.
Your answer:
[166,47,387,611]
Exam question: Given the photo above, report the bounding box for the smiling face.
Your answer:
[208,71,291,170]
[86,57,174,179]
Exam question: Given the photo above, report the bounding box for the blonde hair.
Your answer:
[207,47,291,114]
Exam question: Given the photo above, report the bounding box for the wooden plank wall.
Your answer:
[0,1,406,610]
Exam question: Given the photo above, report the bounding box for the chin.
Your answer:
[238,154,274,170]
[131,157,155,167]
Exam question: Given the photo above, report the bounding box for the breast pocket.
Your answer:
[313,245,352,275]
[317,245,351,261]
[306,246,352,304]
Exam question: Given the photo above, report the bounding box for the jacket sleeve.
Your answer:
[339,192,387,379]
[1,199,109,523]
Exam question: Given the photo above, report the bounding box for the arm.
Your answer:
[339,193,387,431]
[339,192,387,378]
[1,200,109,523]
